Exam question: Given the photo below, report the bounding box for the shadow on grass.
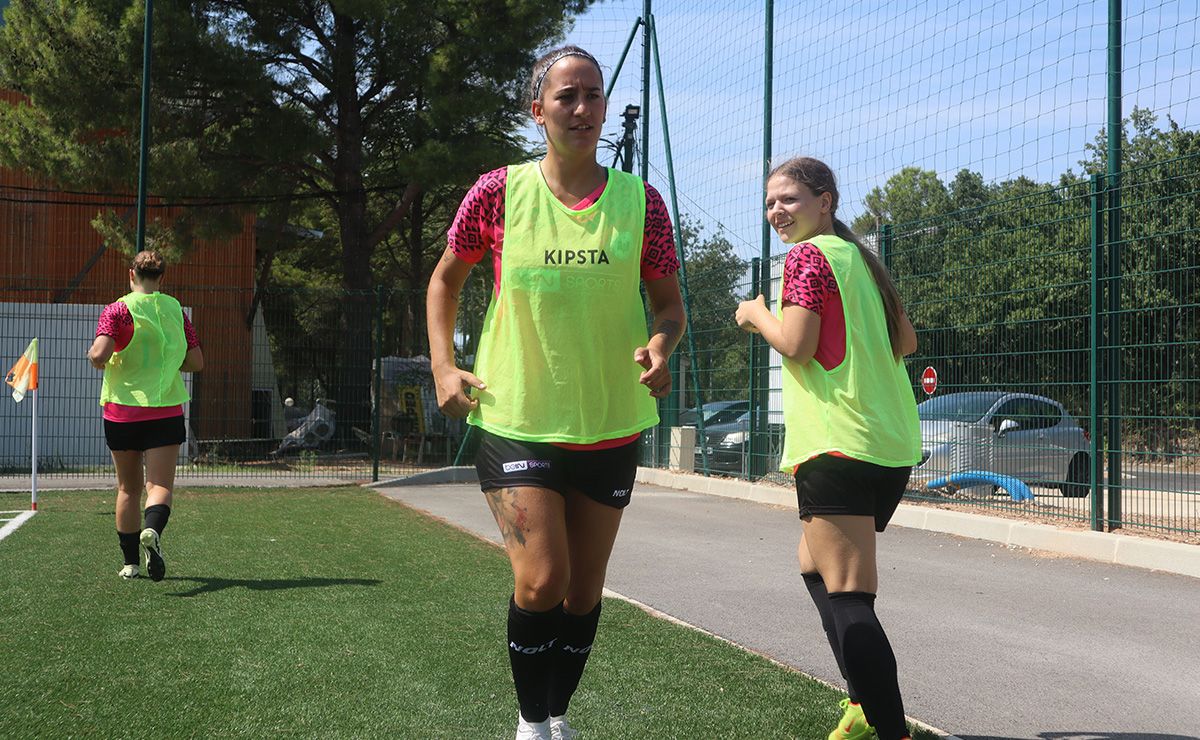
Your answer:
[956,733,1199,740]
[162,576,382,597]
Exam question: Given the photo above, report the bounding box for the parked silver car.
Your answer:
[914,391,1091,497]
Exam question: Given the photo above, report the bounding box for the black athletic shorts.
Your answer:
[104,415,187,452]
[793,454,912,532]
[474,429,640,509]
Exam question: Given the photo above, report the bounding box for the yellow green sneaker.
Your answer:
[828,698,876,740]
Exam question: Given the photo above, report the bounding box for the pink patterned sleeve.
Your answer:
[95,302,135,351]
[641,183,679,280]
[182,311,200,349]
[448,167,506,264]
[781,242,838,315]
[96,302,128,337]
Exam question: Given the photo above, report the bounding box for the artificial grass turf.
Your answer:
[0,487,940,739]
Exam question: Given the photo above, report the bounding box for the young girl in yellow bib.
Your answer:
[426,46,685,740]
[736,157,920,740]
[88,250,204,583]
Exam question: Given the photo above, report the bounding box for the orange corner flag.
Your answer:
[5,338,39,403]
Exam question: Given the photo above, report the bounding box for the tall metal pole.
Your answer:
[640,1,663,464]
[1105,0,1122,530]
[749,0,774,479]
[135,0,154,253]
[640,0,651,182]
[371,286,384,482]
[761,0,774,268]
[1089,174,1104,531]
[649,17,683,435]
[748,257,761,480]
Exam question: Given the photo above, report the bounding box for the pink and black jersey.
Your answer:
[448,166,680,295]
[780,241,847,371]
[95,302,201,422]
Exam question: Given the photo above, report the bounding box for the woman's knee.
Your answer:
[514,569,570,610]
[562,587,602,615]
[115,482,142,499]
[143,483,173,507]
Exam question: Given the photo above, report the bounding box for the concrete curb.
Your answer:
[637,467,1200,580]
[368,466,479,488]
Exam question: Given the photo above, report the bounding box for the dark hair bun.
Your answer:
[132,250,166,278]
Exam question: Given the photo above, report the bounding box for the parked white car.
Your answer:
[914,391,1091,497]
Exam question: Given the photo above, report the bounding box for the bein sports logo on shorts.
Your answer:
[502,459,551,474]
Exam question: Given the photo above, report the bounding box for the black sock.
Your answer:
[548,600,602,717]
[828,591,907,740]
[507,596,562,723]
[143,504,171,536]
[802,572,858,702]
[118,531,140,565]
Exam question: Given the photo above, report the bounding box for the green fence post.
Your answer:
[1106,0,1122,530]
[751,260,773,480]
[748,258,761,479]
[649,15,703,462]
[134,0,154,253]
[748,0,774,480]
[648,15,678,438]
[640,0,658,466]
[371,285,384,482]
[1089,174,1104,531]
[640,0,651,184]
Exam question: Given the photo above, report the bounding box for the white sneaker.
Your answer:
[118,564,140,579]
[549,715,579,740]
[515,714,551,740]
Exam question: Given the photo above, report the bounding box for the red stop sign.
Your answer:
[921,366,938,395]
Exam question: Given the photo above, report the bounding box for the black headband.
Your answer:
[533,50,601,101]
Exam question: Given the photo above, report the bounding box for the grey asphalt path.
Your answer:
[380,482,1200,740]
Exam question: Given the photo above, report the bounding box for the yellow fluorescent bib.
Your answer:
[100,292,190,407]
[468,163,659,443]
[778,234,921,470]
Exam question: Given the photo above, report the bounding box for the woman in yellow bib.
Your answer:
[426,46,685,740]
[736,157,920,740]
[88,251,204,582]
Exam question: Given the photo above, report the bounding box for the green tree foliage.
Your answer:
[0,1,316,252]
[852,166,952,234]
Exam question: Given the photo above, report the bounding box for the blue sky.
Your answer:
[530,0,1198,260]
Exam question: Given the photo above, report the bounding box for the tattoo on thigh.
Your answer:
[484,487,529,548]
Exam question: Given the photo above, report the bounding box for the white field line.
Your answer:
[0,511,35,542]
